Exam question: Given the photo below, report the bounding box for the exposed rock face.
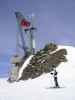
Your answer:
[19,43,67,80]
[8,66,19,82]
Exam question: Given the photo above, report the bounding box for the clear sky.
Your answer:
[0,0,75,77]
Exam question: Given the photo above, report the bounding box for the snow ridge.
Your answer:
[17,55,34,80]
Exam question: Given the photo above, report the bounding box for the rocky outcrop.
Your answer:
[19,43,67,80]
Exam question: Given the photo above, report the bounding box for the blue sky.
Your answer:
[0,0,75,77]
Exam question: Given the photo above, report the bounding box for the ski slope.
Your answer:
[0,45,75,100]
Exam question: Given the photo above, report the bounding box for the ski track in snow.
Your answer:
[0,45,75,100]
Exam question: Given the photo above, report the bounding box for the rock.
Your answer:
[8,66,19,82]
[20,43,67,80]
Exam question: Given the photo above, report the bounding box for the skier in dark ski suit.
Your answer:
[50,67,59,88]
[53,69,59,87]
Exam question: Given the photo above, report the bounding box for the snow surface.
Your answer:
[17,55,34,80]
[0,45,75,100]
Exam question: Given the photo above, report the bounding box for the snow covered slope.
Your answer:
[0,45,75,100]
